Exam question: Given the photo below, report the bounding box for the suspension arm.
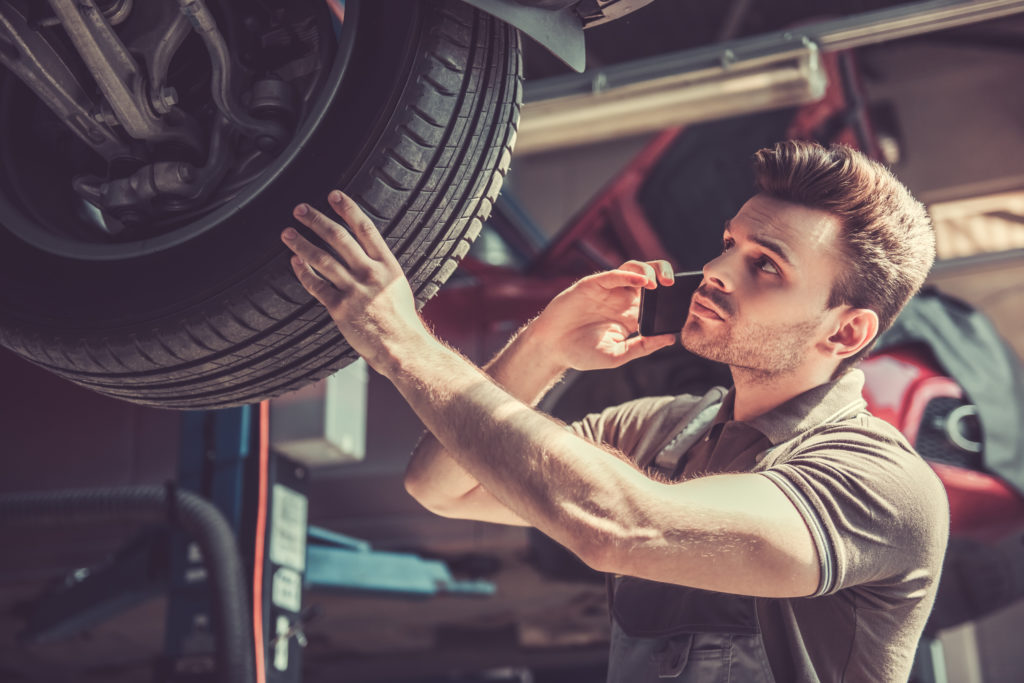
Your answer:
[0,3,129,159]
[45,0,199,149]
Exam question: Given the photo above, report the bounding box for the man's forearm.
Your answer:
[405,319,568,505]
[480,318,570,406]
[392,336,645,562]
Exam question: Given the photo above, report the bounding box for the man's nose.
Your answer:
[702,252,734,293]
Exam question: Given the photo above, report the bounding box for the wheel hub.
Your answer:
[0,0,348,255]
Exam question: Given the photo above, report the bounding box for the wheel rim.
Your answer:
[0,0,359,261]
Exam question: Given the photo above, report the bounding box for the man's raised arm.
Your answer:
[404,258,678,525]
[403,320,568,526]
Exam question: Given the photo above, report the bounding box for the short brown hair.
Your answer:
[752,140,935,371]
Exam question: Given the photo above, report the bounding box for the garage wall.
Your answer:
[859,34,1024,203]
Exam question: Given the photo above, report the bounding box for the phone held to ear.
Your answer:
[638,271,704,337]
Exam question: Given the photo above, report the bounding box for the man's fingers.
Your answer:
[290,255,343,309]
[653,260,675,285]
[328,190,393,264]
[617,260,676,288]
[593,269,651,290]
[281,227,355,289]
[292,203,373,275]
[642,259,674,286]
[618,260,657,287]
[620,333,676,363]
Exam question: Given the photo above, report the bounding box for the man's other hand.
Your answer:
[530,259,678,372]
[281,190,432,374]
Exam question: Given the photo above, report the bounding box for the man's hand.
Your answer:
[530,259,679,372]
[280,190,433,374]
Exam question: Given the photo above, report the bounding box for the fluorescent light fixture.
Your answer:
[517,40,827,155]
[515,0,1024,155]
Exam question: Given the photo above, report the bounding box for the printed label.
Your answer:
[272,567,302,613]
[269,484,307,572]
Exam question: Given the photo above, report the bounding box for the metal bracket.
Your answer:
[460,0,586,72]
[46,0,201,150]
[575,0,656,28]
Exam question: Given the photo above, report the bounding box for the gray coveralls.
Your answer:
[605,387,777,682]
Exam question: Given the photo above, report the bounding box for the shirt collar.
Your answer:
[716,369,868,446]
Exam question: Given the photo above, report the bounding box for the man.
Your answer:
[280,140,949,681]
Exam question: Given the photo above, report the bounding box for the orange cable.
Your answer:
[252,400,270,683]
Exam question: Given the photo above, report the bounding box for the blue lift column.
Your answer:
[167,403,496,680]
[167,404,309,682]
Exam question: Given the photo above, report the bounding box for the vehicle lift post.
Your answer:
[20,402,493,682]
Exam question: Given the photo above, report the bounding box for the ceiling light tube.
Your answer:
[517,40,826,155]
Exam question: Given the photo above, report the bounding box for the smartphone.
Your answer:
[638,271,704,337]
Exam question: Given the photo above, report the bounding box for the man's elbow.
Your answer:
[577,543,617,574]
[403,473,467,518]
[403,471,440,509]
[567,528,632,575]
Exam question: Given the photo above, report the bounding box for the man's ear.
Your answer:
[823,308,879,360]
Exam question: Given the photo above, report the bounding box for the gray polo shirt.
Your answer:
[570,369,950,682]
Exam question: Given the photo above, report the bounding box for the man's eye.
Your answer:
[721,238,734,253]
[756,256,779,275]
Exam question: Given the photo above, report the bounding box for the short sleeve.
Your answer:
[759,416,949,597]
[568,395,685,466]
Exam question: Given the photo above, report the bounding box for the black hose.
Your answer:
[0,486,254,683]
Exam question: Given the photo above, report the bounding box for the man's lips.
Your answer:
[690,294,725,321]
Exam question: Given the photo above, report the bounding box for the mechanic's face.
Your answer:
[681,193,846,377]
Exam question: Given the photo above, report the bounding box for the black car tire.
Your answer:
[0,0,521,409]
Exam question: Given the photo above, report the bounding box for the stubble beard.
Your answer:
[681,315,822,382]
